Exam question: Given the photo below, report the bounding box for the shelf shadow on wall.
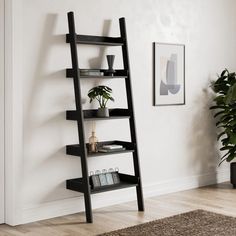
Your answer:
[24,14,126,207]
[31,146,83,203]
[24,13,67,141]
[188,87,220,186]
[88,19,112,69]
[85,20,113,93]
[40,182,83,204]
[23,14,84,204]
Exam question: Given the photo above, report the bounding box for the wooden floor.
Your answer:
[0,182,236,236]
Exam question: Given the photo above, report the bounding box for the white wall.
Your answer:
[8,0,236,224]
[0,0,5,223]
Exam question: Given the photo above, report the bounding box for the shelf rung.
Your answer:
[87,149,134,157]
[66,109,131,121]
[66,144,82,157]
[66,69,127,78]
[66,178,85,193]
[66,173,139,194]
[66,141,135,157]
[66,34,124,46]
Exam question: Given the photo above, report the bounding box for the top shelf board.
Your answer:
[66,34,124,46]
[66,69,128,79]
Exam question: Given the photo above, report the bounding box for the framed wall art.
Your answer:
[153,43,185,106]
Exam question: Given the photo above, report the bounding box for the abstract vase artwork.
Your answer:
[154,43,185,106]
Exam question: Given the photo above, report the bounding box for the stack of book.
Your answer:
[80,69,104,77]
[98,144,125,153]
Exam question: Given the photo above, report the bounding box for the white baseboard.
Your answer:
[19,169,230,225]
[143,169,229,198]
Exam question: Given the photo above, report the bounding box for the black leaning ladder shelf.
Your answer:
[66,11,144,223]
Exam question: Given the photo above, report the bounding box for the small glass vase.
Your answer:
[89,131,98,153]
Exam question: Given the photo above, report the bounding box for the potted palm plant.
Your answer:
[88,85,114,117]
[210,69,236,187]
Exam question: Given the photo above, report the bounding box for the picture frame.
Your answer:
[153,42,185,106]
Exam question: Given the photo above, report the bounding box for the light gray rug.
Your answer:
[98,210,236,236]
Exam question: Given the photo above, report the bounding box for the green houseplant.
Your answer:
[210,69,236,187]
[88,85,114,117]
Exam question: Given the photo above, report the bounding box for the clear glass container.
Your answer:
[89,131,98,153]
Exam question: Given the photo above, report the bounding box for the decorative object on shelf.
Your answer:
[90,171,101,188]
[98,144,125,153]
[88,122,98,153]
[89,168,120,189]
[105,55,116,76]
[111,167,120,184]
[153,43,185,106]
[80,69,104,77]
[99,169,108,186]
[88,85,114,117]
[106,168,115,185]
[210,69,236,188]
[97,107,109,118]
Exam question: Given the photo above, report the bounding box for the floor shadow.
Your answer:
[47,222,87,226]
[206,182,232,189]
[95,209,137,214]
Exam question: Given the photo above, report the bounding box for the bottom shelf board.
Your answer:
[91,181,137,194]
[66,173,139,194]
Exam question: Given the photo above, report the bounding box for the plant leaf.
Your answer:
[210,105,226,110]
[214,111,225,118]
[217,132,226,141]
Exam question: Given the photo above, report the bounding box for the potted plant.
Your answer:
[88,85,114,117]
[210,69,236,187]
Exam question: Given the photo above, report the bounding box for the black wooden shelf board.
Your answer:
[66,69,127,78]
[81,75,127,79]
[84,116,129,121]
[87,149,134,157]
[91,181,137,194]
[66,173,139,194]
[66,34,124,46]
[66,109,131,121]
[66,140,135,157]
